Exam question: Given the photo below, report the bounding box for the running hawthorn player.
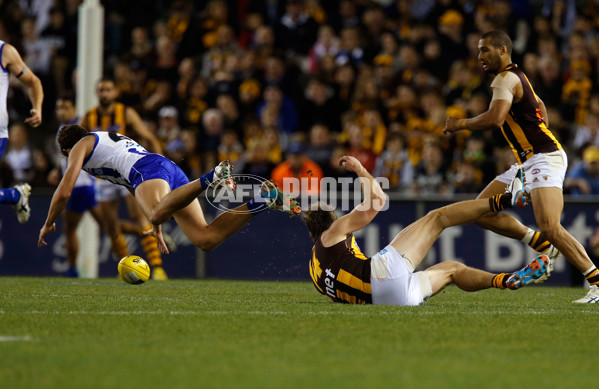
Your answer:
[445,30,598,303]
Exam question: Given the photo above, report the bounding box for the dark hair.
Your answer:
[96,76,116,86]
[304,205,337,241]
[57,124,89,152]
[481,30,513,56]
[57,92,75,105]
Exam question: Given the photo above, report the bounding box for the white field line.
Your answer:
[0,336,33,342]
[0,309,598,316]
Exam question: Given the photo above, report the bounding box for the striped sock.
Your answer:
[112,234,128,260]
[522,229,555,255]
[492,273,510,289]
[141,226,162,267]
[584,267,599,286]
[489,193,511,212]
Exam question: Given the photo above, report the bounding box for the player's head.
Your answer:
[478,30,512,74]
[304,203,337,241]
[57,124,89,156]
[55,93,76,124]
[96,76,118,108]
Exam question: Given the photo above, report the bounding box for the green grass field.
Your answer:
[0,277,596,389]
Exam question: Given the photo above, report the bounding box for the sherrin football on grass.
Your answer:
[118,255,150,284]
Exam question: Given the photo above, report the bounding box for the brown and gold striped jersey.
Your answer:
[497,64,562,164]
[83,103,127,135]
[309,234,372,304]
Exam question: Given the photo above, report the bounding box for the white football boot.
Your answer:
[12,183,31,224]
[573,285,599,304]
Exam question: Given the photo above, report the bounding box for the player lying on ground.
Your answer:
[305,156,549,306]
[38,124,300,251]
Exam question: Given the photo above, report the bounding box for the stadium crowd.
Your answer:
[1,0,599,196]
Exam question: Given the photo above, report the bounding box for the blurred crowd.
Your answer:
[2,0,599,196]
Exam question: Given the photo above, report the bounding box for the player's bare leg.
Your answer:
[136,179,253,252]
[389,197,507,269]
[530,187,593,273]
[475,180,529,239]
[475,179,559,261]
[423,261,495,295]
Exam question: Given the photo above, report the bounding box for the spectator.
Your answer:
[374,133,414,190]
[412,138,451,196]
[300,77,340,132]
[271,143,323,194]
[5,124,32,183]
[347,122,377,173]
[218,130,244,165]
[156,106,181,146]
[257,85,298,135]
[565,145,599,195]
[274,0,319,56]
[307,25,339,73]
[305,124,334,170]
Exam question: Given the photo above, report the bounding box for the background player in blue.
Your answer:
[38,124,300,255]
[0,39,43,223]
[48,95,98,277]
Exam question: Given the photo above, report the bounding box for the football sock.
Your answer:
[492,273,510,289]
[584,266,599,287]
[0,188,20,204]
[246,195,265,215]
[489,193,511,212]
[141,225,162,267]
[521,229,555,255]
[112,234,128,260]
[199,169,216,190]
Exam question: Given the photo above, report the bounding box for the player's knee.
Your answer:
[192,236,218,251]
[537,221,563,241]
[475,213,496,229]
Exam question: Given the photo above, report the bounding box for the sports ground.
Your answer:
[0,277,595,388]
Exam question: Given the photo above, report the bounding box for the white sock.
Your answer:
[584,266,597,277]
[521,228,535,244]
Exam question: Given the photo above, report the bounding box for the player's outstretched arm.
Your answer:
[444,99,511,134]
[3,44,43,127]
[320,156,387,246]
[126,107,163,154]
[38,138,92,247]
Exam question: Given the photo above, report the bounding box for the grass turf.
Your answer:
[0,277,596,389]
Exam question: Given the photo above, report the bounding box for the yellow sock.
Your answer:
[112,234,128,259]
[141,226,162,267]
[527,231,552,253]
[585,267,599,287]
[492,273,510,289]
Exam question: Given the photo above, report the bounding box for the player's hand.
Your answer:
[443,117,464,135]
[339,156,364,175]
[38,223,56,247]
[146,224,169,254]
[24,109,42,127]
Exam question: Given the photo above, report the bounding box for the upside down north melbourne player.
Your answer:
[38,125,300,255]
[305,156,549,306]
[444,30,599,304]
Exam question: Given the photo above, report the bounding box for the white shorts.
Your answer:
[370,245,433,306]
[496,150,568,191]
[95,179,130,202]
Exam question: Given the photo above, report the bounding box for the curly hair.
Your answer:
[57,124,89,155]
[303,203,337,241]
